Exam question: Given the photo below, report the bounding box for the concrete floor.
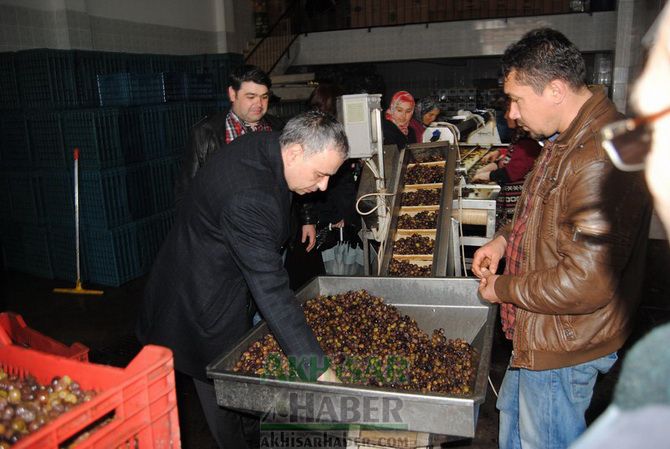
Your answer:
[1,239,668,448]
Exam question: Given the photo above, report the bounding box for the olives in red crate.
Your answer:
[0,370,96,445]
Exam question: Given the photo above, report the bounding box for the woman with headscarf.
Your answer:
[382,91,417,149]
[409,96,441,143]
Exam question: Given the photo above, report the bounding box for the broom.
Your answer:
[53,148,104,296]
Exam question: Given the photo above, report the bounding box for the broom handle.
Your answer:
[74,148,81,284]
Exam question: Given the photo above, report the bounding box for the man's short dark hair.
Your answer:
[229,64,272,91]
[502,28,586,94]
[280,110,349,158]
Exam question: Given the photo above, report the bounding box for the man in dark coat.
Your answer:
[137,111,347,448]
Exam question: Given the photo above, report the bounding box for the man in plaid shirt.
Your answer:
[175,64,318,252]
[472,29,650,449]
[175,64,284,206]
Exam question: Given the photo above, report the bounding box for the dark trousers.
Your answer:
[193,378,260,449]
[284,236,325,291]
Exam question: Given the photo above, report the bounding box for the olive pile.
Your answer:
[393,234,434,255]
[414,154,445,163]
[404,165,444,185]
[397,211,437,229]
[234,290,477,395]
[388,259,432,277]
[401,189,441,206]
[0,370,96,447]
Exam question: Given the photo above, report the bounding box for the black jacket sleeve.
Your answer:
[224,189,327,379]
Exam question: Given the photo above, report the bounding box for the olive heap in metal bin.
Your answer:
[0,370,96,447]
[234,290,477,395]
[388,259,432,277]
[413,154,445,163]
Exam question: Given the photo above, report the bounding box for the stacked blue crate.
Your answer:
[16,49,79,109]
[1,48,241,286]
[27,111,67,169]
[1,171,52,279]
[0,53,19,110]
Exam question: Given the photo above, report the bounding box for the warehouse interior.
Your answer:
[1,0,669,448]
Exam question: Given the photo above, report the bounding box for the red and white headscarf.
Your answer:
[385,91,415,135]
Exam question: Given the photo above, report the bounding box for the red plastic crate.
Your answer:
[0,312,89,361]
[0,344,181,448]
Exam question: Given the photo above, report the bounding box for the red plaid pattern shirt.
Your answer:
[224,111,273,144]
[500,141,554,340]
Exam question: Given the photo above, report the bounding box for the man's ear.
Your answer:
[284,144,304,165]
[548,79,567,104]
[228,86,237,102]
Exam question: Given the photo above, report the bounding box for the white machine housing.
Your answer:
[337,93,383,158]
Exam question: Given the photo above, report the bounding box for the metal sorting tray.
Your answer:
[207,277,496,438]
[382,142,458,277]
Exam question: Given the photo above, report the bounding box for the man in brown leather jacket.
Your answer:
[472,29,651,449]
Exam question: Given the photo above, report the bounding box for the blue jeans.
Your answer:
[497,352,618,449]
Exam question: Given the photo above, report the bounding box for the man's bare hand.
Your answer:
[478,268,501,303]
[472,235,507,278]
[317,368,341,383]
[302,224,317,252]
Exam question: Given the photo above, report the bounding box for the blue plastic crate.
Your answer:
[118,106,168,162]
[62,108,124,169]
[164,104,187,150]
[98,73,167,107]
[179,55,206,75]
[129,73,165,105]
[117,108,146,163]
[0,173,10,222]
[0,52,19,110]
[185,73,213,100]
[125,53,153,74]
[136,209,175,272]
[82,221,142,286]
[162,72,187,102]
[79,168,131,228]
[97,73,132,107]
[16,49,79,109]
[1,222,53,279]
[47,224,82,282]
[6,171,44,225]
[0,112,31,168]
[26,111,66,168]
[74,50,128,107]
[204,53,243,99]
[41,170,74,226]
[149,156,182,212]
[201,99,230,117]
[21,223,53,278]
[125,162,156,221]
[150,55,183,74]
[183,102,207,129]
